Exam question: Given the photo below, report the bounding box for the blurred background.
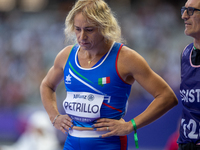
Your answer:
[0,0,193,149]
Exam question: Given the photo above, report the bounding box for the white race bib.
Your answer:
[63,92,104,123]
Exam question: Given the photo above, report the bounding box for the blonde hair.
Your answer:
[64,0,124,44]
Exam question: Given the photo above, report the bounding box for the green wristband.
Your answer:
[131,119,139,148]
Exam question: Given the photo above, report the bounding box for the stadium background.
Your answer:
[0,0,193,149]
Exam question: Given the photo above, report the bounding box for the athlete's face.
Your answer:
[74,12,105,50]
[182,0,200,39]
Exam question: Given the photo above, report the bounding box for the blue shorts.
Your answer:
[63,134,128,150]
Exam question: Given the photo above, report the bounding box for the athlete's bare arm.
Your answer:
[40,45,73,134]
[94,46,178,137]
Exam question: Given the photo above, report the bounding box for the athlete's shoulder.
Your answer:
[61,45,74,55]
[54,45,74,69]
[57,45,74,58]
[118,45,149,73]
[120,45,145,62]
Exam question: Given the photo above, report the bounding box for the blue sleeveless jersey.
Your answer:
[177,43,200,144]
[63,42,131,127]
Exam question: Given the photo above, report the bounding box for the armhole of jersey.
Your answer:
[181,43,193,67]
[182,44,191,57]
[115,44,130,84]
[64,44,76,73]
[180,43,193,75]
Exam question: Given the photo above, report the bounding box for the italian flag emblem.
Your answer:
[98,77,110,86]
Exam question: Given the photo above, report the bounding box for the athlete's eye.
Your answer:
[75,27,81,32]
[86,28,93,32]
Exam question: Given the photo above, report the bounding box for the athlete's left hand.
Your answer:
[93,118,134,138]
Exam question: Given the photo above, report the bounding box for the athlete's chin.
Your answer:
[79,43,91,50]
[80,46,91,50]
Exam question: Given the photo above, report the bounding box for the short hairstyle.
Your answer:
[64,0,124,44]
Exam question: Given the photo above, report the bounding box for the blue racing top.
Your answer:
[63,42,131,127]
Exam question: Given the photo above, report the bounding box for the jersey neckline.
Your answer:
[75,42,115,70]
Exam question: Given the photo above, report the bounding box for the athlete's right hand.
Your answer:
[53,114,73,134]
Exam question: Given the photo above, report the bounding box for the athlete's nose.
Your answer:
[80,30,87,40]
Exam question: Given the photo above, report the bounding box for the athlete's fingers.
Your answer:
[95,118,113,123]
[62,122,73,130]
[59,122,73,134]
[60,126,68,134]
[95,119,133,137]
[53,115,73,133]
[64,115,73,122]
[95,118,125,126]
[93,122,109,129]
[94,126,110,132]
[63,118,73,127]
[61,117,73,131]
[93,118,115,128]
[100,132,114,138]
[98,125,127,138]
[100,125,124,138]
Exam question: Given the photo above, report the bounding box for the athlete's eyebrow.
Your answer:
[74,25,96,28]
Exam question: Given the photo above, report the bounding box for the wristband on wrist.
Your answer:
[52,114,61,126]
[131,118,139,148]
